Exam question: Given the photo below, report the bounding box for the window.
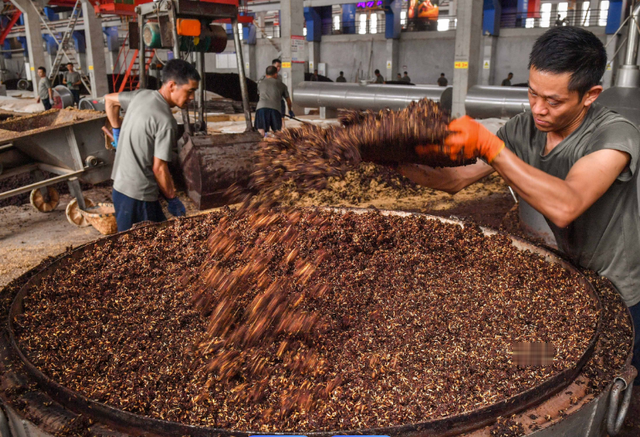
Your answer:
[540,2,552,27]
[303,26,307,36]
[401,10,407,26]
[333,14,341,31]
[238,23,243,40]
[370,13,378,34]
[599,0,609,26]
[437,18,449,31]
[582,1,591,26]
[525,18,535,28]
[358,13,367,34]
[557,2,568,20]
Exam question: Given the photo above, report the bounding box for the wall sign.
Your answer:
[291,35,305,64]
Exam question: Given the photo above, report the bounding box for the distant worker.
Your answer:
[255,65,294,137]
[402,71,411,83]
[63,63,82,106]
[311,69,320,81]
[105,59,197,232]
[437,73,448,87]
[555,14,566,26]
[374,69,384,84]
[36,67,53,111]
[258,59,288,123]
[502,72,514,86]
[396,73,403,81]
[336,71,347,82]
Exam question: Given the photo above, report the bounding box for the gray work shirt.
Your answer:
[256,77,289,112]
[65,71,81,90]
[111,90,177,202]
[37,77,52,100]
[497,104,640,306]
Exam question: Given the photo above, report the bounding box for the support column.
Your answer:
[81,0,108,97]
[480,35,498,85]
[280,0,305,113]
[602,34,619,89]
[452,0,483,117]
[243,42,257,81]
[386,39,398,81]
[10,0,46,97]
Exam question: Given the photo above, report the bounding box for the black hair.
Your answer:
[314,69,318,73]
[162,59,201,85]
[508,72,513,76]
[66,63,73,67]
[404,71,408,74]
[440,73,445,76]
[38,66,46,73]
[375,69,380,74]
[529,27,606,98]
[339,71,344,75]
[266,65,278,76]
[272,59,281,65]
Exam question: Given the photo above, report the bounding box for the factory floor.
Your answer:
[1,109,639,434]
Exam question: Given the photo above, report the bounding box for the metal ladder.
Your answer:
[47,0,92,95]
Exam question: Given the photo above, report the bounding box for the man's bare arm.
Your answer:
[398,160,495,194]
[492,148,629,228]
[152,157,177,199]
[104,93,121,129]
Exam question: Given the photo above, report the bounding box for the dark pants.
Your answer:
[112,188,166,232]
[70,89,80,105]
[254,108,283,133]
[42,98,52,110]
[630,301,640,384]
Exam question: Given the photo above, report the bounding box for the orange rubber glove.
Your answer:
[415,116,506,164]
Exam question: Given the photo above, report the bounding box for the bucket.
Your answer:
[80,203,117,235]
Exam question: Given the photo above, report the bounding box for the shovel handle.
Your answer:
[102,126,114,141]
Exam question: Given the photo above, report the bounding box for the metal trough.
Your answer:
[0,109,113,217]
[0,211,633,437]
[178,131,263,210]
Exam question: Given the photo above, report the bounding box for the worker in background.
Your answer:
[105,59,198,232]
[437,73,448,86]
[399,26,640,383]
[501,72,514,86]
[36,67,53,111]
[402,71,411,83]
[555,14,566,26]
[311,69,320,81]
[396,73,403,82]
[336,71,347,82]
[374,69,384,84]
[255,65,294,137]
[63,63,82,106]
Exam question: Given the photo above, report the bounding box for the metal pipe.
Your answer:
[138,9,146,89]
[624,3,640,66]
[465,85,530,119]
[0,168,84,200]
[293,82,453,112]
[232,17,253,132]
[196,50,205,132]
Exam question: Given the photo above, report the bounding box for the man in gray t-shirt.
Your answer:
[104,59,200,231]
[36,66,53,110]
[63,63,82,105]
[396,27,640,379]
[255,65,294,136]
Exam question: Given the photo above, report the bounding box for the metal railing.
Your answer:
[254,7,607,40]
[500,10,608,28]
